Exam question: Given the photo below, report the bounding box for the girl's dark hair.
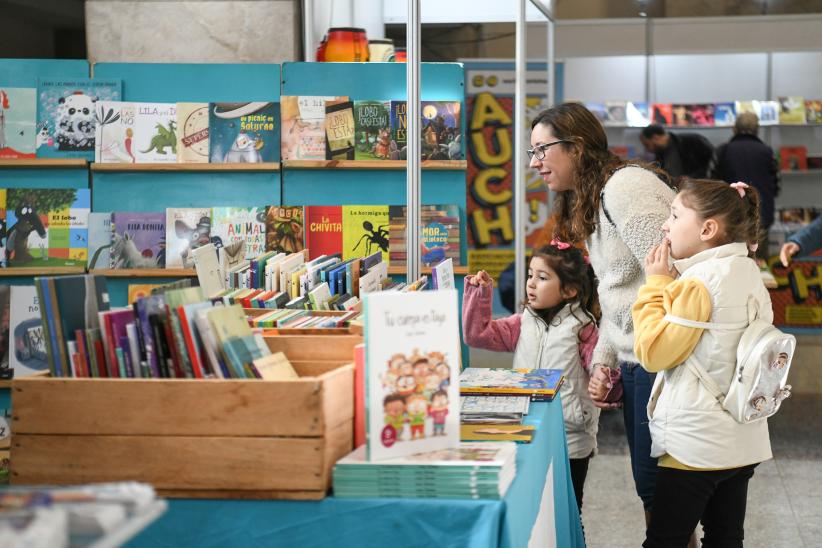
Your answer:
[531,102,669,243]
[677,179,761,257]
[523,244,600,339]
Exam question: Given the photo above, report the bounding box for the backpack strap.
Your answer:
[663,314,748,330]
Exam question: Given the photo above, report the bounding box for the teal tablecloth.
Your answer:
[128,396,584,548]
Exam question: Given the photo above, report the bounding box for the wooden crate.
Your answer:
[11,357,355,500]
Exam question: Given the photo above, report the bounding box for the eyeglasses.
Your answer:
[527,139,570,160]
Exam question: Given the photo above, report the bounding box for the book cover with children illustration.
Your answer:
[36,78,121,159]
[364,290,461,461]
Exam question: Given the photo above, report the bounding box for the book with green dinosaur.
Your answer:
[95,101,178,163]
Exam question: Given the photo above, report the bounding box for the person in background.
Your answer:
[779,214,822,266]
[462,243,604,520]
[713,112,779,258]
[633,179,772,547]
[529,102,674,531]
[640,124,715,180]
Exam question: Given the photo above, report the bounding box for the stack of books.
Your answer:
[460,395,535,443]
[333,442,517,500]
[459,368,564,402]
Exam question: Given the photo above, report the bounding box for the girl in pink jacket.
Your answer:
[462,242,615,516]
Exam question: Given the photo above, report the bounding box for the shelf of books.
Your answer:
[0,159,88,168]
[90,269,197,278]
[90,162,281,172]
[0,267,86,277]
[282,160,466,170]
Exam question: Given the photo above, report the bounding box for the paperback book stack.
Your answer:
[333,442,517,500]
[459,395,536,443]
[459,368,565,402]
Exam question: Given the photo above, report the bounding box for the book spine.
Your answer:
[74,328,90,378]
[177,307,204,379]
[35,278,58,377]
[47,278,68,377]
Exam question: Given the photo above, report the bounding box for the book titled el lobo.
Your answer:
[459,368,564,401]
[364,290,461,461]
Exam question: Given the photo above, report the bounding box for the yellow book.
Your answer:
[290,266,307,299]
[342,205,389,263]
[206,304,252,344]
[460,424,535,443]
[127,283,161,304]
[253,352,299,381]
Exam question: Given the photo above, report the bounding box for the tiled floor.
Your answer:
[583,394,822,547]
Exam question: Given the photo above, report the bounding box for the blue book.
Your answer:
[208,102,279,163]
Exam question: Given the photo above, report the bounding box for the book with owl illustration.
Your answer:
[265,205,304,254]
[96,101,178,163]
[165,207,213,269]
[343,205,389,264]
[0,87,36,159]
[325,99,355,160]
[212,207,266,259]
[304,205,343,260]
[36,78,121,159]
[209,102,278,163]
[364,289,461,461]
[354,100,391,160]
[388,204,461,266]
[110,212,166,269]
[4,188,90,267]
[176,102,209,163]
[281,96,347,160]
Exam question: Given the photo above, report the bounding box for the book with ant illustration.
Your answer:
[364,289,461,461]
[342,205,389,264]
[110,211,166,269]
[3,188,90,268]
[264,205,305,254]
[0,87,36,159]
[212,207,266,260]
[96,101,178,163]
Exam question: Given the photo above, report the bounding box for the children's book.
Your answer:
[626,101,650,127]
[0,87,36,159]
[778,96,806,125]
[460,424,535,443]
[758,100,780,126]
[780,146,808,171]
[110,212,165,268]
[36,79,121,159]
[176,102,209,163]
[211,207,266,259]
[354,100,391,160]
[432,258,455,290]
[8,286,47,377]
[714,102,737,126]
[671,104,690,126]
[735,100,761,119]
[388,204,461,266]
[389,100,407,159]
[459,368,564,401]
[4,188,90,267]
[343,205,389,263]
[603,101,627,126]
[583,102,607,123]
[685,104,715,126]
[304,205,343,260]
[265,205,304,253]
[650,103,673,125]
[127,284,160,304]
[420,101,462,161]
[209,102,278,163]
[191,243,223,298]
[253,352,299,380]
[86,212,112,269]
[281,96,348,160]
[364,289,461,461]
[96,101,177,163]
[165,207,213,269]
[805,100,822,123]
[325,100,355,160]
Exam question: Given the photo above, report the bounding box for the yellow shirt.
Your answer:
[632,274,723,470]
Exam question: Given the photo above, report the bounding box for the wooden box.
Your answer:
[11,335,362,500]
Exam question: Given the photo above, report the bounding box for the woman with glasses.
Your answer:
[529,102,674,530]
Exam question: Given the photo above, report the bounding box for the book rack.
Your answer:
[0,159,87,168]
[282,160,466,170]
[90,163,281,172]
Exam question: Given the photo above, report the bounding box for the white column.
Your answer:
[514,0,527,309]
[406,0,421,282]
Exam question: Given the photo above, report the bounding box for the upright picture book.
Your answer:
[265,206,304,254]
[212,207,266,259]
[364,289,461,460]
[165,208,213,269]
[209,102,278,163]
[353,100,391,160]
[96,101,178,163]
[110,212,166,268]
[421,101,462,160]
[0,87,35,159]
[325,100,355,160]
[87,212,112,269]
[343,205,389,263]
[8,285,46,377]
[304,205,343,260]
[176,102,209,163]
[3,188,90,267]
[36,78,121,159]
[388,204,461,266]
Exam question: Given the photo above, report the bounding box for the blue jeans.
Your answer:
[621,362,658,511]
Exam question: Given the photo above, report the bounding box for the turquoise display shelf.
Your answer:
[0,58,89,87]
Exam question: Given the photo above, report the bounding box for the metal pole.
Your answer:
[406,0,421,283]
[514,0,527,310]
[547,15,555,106]
[303,0,313,62]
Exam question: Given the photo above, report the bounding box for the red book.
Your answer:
[651,103,673,125]
[780,146,808,171]
[305,206,343,260]
[93,339,108,378]
[240,289,264,309]
[74,329,90,377]
[162,316,185,378]
[176,306,204,379]
[102,313,119,377]
[353,343,365,449]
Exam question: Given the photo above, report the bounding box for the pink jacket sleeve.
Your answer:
[578,322,599,375]
[462,278,520,353]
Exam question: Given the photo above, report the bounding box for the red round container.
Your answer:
[394,48,407,63]
[321,27,370,62]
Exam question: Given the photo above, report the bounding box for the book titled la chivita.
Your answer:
[364,290,461,461]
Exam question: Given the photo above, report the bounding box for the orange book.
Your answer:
[780,146,808,171]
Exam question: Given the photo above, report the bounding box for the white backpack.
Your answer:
[665,303,796,424]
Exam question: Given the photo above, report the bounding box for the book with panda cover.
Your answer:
[209,102,278,163]
[96,101,178,163]
[35,78,121,159]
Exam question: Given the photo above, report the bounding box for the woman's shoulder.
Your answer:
[605,165,669,193]
[603,165,674,213]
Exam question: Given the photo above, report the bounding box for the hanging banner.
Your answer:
[462,61,563,310]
